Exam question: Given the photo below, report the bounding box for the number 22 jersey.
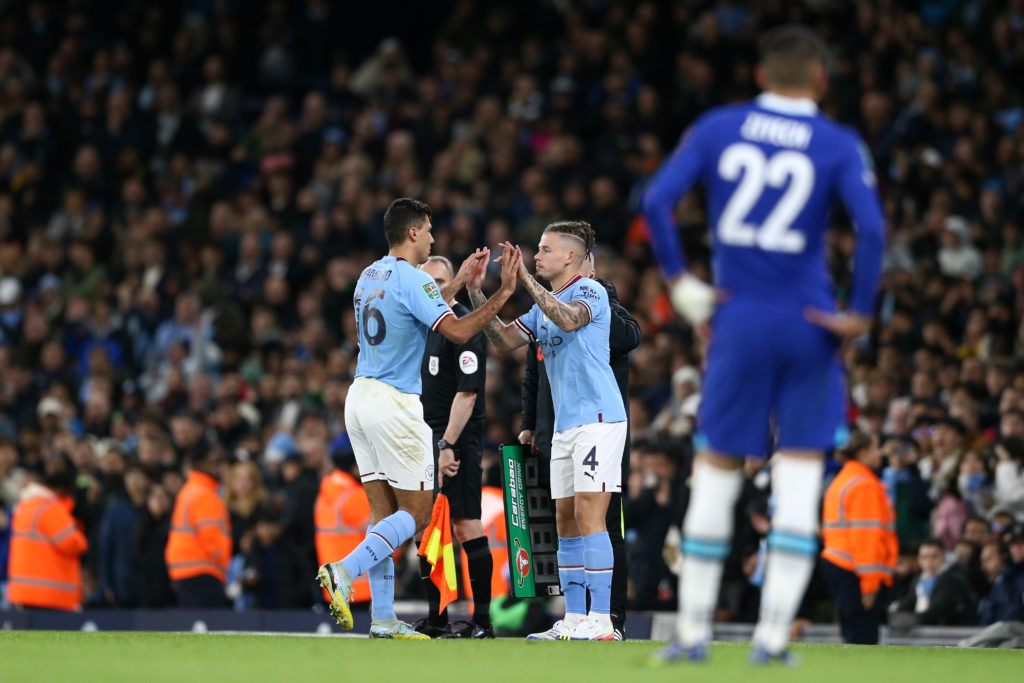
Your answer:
[643,93,885,316]
[353,256,454,395]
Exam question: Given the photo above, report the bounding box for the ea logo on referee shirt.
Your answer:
[458,351,478,374]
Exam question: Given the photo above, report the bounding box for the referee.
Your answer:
[519,254,641,639]
[415,255,494,639]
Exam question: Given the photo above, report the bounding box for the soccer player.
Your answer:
[467,222,627,641]
[415,255,494,639]
[317,198,521,639]
[518,252,641,639]
[641,26,885,663]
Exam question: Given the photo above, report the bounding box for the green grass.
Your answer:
[0,632,1020,682]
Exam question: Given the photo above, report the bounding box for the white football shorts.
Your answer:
[345,377,434,491]
[550,421,627,499]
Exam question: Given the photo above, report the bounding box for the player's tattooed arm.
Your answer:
[520,275,591,332]
[467,286,524,353]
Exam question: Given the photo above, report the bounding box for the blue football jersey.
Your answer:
[353,256,454,395]
[514,275,627,432]
[643,93,885,315]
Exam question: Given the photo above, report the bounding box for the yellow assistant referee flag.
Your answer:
[417,493,458,613]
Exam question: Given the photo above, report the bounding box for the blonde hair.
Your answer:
[225,461,268,517]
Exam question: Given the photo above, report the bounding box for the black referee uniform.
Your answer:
[420,301,487,518]
[418,300,492,636]
[521,277,640,637]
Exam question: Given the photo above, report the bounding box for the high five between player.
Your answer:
[642,26,886,663]
[468,222,628,641]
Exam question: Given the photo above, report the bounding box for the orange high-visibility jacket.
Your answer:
[821,460,899,594]
[459,486,510,600]
[165,471,232,582]
[314,469,371,602]
[7,484,88,610]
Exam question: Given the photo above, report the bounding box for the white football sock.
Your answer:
[677,460,744,646]
[753,454,824,654]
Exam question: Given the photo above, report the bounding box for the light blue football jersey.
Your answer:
[353,256,454,395]
[514,275,627,432]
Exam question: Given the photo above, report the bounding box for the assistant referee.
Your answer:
[415,255,494,639]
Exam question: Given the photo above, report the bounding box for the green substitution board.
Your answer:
[500,444,536,597]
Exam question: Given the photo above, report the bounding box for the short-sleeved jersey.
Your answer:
[643,93,885,316]
[353,256,454,395]
[421,301,487,425]
[514,275,627,433]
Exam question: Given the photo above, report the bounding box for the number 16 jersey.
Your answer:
[354,256,454,395]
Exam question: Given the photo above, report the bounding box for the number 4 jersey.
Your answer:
[643,92,886,316]
[354,256,454,395]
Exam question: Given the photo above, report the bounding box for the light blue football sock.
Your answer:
[583,531,614,615]
[557,536,586,616]
[366,526,396,623]
[341,510,414,578]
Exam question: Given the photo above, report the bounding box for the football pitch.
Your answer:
[1,632,1021,682]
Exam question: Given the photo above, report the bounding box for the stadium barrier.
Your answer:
[0,605,985,645]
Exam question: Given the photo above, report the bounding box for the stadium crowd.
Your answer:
[1,0,1023,628]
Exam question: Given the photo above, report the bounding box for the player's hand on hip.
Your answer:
[804,307,871,340]
[669,273,716,326]
[438,448,459,487]
[518,430,535,450]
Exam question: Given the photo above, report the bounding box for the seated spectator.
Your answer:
[977,536,1024,625]
[932,476,970,550]
[890,538,977,626]
[961,516,992,546]
[993,437,1024,522]
[957,450,994,517]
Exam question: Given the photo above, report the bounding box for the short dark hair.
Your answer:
[839,428,874,461]
[760,24,827,90]
[919,537,944,553]
[383,198,432,246]
[543,220,595,261]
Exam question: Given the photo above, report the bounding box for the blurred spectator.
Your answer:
[977,535,1024,625]
[624,441,687,609]
[95,464,151,606]
[225,461,269,554]
[881,437,933,549]
[890,538,977,626]
[241,506,310,609]
[133,483,175,608]
[993,437,1024,522]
